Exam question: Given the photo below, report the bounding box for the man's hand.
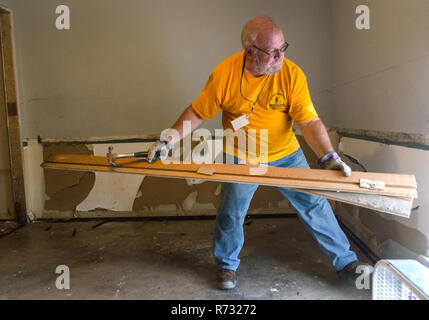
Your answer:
[318,151,352,177]
[147,139,174,163]
[299,118,350,176]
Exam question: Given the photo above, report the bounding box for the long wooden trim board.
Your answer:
[42,154,417,217]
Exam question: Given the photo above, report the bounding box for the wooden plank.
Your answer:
[41,162,416,216]
[46,154,417,190]
[42,159,417,198]
[42,154,418,216]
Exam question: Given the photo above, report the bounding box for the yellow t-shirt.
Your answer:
[191,51,318,163]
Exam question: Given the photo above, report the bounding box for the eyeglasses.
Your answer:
[252,42,289,57]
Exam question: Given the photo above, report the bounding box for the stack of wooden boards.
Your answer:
[42,154,418,218]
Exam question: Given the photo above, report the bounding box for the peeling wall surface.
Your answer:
[75,144,149,212]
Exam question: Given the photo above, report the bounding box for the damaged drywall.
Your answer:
[43,143,95,213]
[132,175,291,214]
[336,136,429,261]
[76,143,149,212]
[359,206,427,255]
[336,202,428,256]
[76,171,144,212]
[133,176,219,212]
[45,172,95,212]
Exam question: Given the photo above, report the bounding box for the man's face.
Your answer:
[252,29,285,75]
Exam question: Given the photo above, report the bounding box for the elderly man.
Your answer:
[148,16,372,290]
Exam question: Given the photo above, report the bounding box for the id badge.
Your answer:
[231,115,249,131]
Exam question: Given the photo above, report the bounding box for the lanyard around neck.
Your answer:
[240,53,271,118]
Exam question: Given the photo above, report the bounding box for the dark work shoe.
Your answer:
[217,269,237,290]
[337,261,374,286]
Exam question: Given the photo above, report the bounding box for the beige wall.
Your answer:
[330,0,429,134]
[6,0,332,139]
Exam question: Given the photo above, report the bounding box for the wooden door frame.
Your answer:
[0,5,27,224]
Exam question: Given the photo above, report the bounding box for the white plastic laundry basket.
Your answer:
[372,259,429,300]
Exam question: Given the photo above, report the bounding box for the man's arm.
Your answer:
[147,105,204,162]
[298,117,333,158]
[168,104,204,144]
[299,117,351,176]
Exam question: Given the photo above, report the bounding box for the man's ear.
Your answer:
[245,47,251,56]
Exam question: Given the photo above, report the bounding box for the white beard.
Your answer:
[255,55,283,75]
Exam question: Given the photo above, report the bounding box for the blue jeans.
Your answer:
[213,148,358,271]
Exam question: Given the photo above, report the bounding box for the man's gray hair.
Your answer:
[241,16,279,49]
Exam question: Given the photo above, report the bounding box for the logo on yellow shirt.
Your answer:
[268,92,286,110]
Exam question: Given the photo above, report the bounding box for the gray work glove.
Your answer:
[147,139,174,163]
[318,151,352,177]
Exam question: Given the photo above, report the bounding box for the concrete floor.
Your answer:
[0,217,372,300]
